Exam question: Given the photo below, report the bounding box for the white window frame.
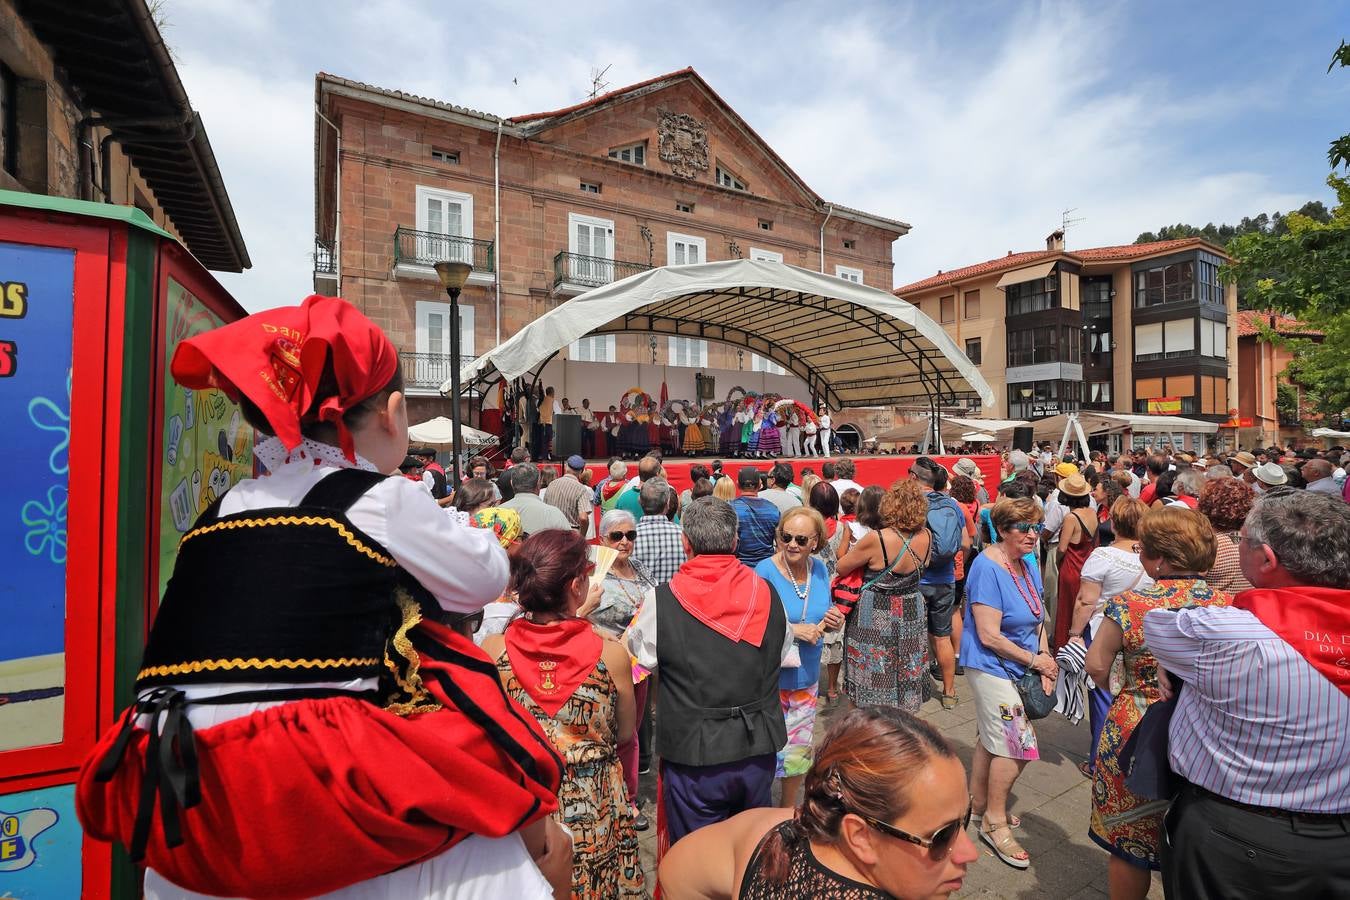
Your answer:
[751,353,786,375]
[414,185,474,263]
[567,212,615,286]
[835,265,864,284]
[715,165,747,191]
[608,142,646,166]
[579,181,601,194]
[749,247,783,263]
[569,334,616,363]
[667,231,706,267]
[667,337,708,368]
[414,300,475,390]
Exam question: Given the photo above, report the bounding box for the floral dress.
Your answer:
[844,530,928,711]
[1089,578,1230,870]
[496,656,648,899]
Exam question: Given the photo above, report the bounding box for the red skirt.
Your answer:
[77,621,561,899]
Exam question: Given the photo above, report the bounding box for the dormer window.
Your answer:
[608,142,646,166]
[716,165,747,191]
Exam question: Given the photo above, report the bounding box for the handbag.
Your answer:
[1000,621,1056,720]
[1118,688,1181,800]
[830,531,916,618]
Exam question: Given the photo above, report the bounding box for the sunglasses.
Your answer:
[779,532,814,547]
[1009,522,1045,534]
[854,802,972,860]
[607,530,637,542]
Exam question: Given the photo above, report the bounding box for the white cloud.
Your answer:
[162,0,1336,311]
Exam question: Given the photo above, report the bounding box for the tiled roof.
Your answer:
[1235,311,1323,338]
[895,251,1059,295]
[317,72,503,125]
[511,68,695,123]
[894,237,1229,296]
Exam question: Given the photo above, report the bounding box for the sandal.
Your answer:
[971,812,1021,829]
[1077,760,1094,778]
[940,694,958,710]
[979,820,1030,869]
[827,690,840,702]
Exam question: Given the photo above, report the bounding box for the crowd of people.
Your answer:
[77,296,1349,900]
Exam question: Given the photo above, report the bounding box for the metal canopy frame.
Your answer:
[456,260,993,419]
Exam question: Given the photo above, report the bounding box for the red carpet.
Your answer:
[574,455,1002,494]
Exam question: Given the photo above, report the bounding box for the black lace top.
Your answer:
[739,821,893,899]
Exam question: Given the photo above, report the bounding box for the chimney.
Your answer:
[1047,230,1065,252]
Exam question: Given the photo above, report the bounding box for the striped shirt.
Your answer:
[1143,604,1350,813]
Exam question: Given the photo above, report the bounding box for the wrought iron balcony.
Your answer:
[400,351,476,394]
[394,227,495,273]
[553,251,652,291]
[314,238,336,275]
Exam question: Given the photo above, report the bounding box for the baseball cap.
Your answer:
[566,454,586,471]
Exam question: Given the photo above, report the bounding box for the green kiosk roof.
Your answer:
[0,190,177,243]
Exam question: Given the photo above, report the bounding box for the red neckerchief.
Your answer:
[171,295,397,462]
[1234,586,1350,698]
[504,617,603,716]
[668,554,771,647]
[601,480,628,502]
[1173,495,1199,509]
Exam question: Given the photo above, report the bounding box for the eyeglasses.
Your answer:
[1009,522,1045,534]
[779,532,814,547]
[607,530,637,542]
[853,802,972,860]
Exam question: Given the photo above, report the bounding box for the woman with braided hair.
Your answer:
[658,707,977,899]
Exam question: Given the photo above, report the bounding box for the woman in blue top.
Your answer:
[754,506,843,808]
[961,497,1057,872]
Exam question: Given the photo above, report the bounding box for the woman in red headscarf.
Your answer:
[481,530,646,899]
[76,296,567,900]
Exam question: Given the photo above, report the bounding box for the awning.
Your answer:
[408,416,497,449]
[995,260,1057,290]
[874,416,1029,444]
[450,259,995,409]
[1032,412,1220,438]
[1311,428,1350,439]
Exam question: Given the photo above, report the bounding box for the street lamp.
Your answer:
[434,259,472,486]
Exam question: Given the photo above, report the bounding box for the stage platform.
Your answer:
[566,454,1003,493]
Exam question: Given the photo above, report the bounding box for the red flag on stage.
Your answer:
[660,381,668,407]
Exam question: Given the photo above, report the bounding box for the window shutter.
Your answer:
[1165,318,1194,353]
[1134,323,1162,358]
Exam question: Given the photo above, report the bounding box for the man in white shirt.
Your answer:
[830,457,863,498]
[817,406,833,456]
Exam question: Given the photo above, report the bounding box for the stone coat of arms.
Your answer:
[657,110,709,179]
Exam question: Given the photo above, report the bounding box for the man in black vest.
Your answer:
[626,496,791,849]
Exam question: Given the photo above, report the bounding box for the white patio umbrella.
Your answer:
[407,416,497,449]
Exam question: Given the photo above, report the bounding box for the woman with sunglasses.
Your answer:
[960,497,1056,870]
[481,529,645,899]
[658,707,977,899]
[587,507,658,830]
[753,507,845,808]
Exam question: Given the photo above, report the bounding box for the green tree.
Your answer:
[1224,41,1350,426]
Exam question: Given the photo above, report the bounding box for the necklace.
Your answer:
[778,554,811,603]
[1000,548,1043,618]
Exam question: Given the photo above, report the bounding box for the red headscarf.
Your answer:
[171,295,398,462]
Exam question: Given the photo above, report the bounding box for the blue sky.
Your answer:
[158,0,1349,311]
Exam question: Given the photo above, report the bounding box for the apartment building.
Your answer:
[0,0,249,272]
[313,68,909,421]
[895,233,1238,426]
[1234,311,1324,448]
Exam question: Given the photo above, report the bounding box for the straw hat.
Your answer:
[953,457,983,481]
[1059,474,1091,497]
[1230,450,1257,470]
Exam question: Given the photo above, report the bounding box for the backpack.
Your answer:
[925,492,964,565]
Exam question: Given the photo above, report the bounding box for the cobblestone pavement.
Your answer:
[634,671,1164,898]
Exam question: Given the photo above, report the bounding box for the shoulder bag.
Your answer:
[1000,618,1056,720]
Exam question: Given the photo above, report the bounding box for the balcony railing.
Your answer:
[553,251,652,290]
[314,238,336,275]
[400,351,476,393]
[394,227,495,273]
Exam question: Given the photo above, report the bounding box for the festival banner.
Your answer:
[157,277,254,598]
[0,242,74,752]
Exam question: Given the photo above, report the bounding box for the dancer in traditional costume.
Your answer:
[718,406,739,457]
[681,408,706,456]
[77,296,566,900]
[757,409,782,458]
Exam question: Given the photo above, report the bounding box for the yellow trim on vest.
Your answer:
[137,656,381,679]
[180,515,397,567]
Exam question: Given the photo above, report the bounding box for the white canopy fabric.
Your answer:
[448,259,995,410]
[1032,412,1220,438]
[873,415,1029,444]
[408,416,497,449]
[1312,428,1350,439]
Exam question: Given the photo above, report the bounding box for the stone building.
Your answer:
[0,0,249,272]
[313,67,909,423]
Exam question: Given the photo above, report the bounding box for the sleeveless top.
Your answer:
[740,821,892,899]
[139,468,436,694]
[865,530,926,596]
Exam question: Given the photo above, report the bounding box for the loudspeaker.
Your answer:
[553,414,582,459]
[1012,427,1034,453]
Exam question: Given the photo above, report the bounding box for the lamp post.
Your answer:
[434,260,473,486]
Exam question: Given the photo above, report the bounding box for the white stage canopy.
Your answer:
[447,259,996,411]
[873,415,1029,444]
[1032,412,1220,438]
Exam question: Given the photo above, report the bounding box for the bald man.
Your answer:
[1302,458,1341,497]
